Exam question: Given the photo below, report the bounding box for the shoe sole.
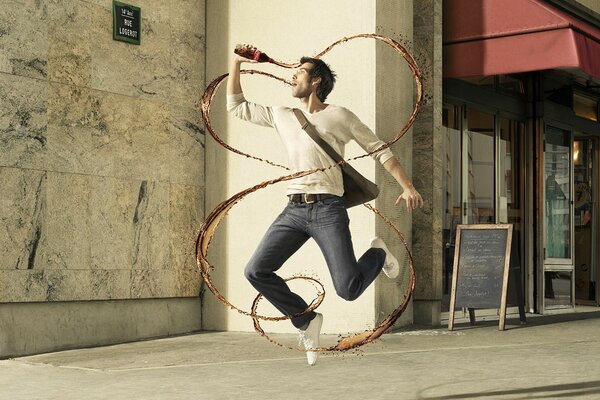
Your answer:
[384,259,400,279]
[305,314,323,366]
[308,314,323,350]
[371,238,400,279]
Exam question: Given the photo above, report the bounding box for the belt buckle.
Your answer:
[305,194,317,204]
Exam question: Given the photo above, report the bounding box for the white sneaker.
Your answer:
[370,237,400,279]
[298,313,323,366]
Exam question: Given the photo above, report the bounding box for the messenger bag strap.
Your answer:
[292,108,345,165]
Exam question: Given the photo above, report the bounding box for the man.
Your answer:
[226,53,423,366]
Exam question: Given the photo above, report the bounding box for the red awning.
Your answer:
[443,0,600,80]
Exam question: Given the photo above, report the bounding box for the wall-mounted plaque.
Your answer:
[113,1,141,45]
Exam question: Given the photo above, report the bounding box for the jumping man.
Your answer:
[226,53,424,366]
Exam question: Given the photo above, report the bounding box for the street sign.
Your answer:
[113,1,141,45]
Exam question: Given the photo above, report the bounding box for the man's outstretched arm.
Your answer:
[383,157,424,211]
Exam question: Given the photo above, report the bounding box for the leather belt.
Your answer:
[288,193,337,204]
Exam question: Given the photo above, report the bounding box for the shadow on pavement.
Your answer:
[447,310,600,331]
[419,380,600,399]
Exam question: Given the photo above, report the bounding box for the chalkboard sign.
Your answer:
[448,224,513,330]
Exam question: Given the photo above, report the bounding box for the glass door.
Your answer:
[574,136,598,306]
[543,125,574,309]
[442,105,525,313]
[465,110,496,224]
[498,117,525,276]
[441,106,497,311]
[442,104,463,311]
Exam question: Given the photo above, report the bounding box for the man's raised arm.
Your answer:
[227,55,256,96]
[225,54,275,128]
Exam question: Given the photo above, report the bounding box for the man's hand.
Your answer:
[395,186,424,211]
[382,157,424,211]
[233,54,258,65]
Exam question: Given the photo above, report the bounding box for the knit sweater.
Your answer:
[226,92,394,197]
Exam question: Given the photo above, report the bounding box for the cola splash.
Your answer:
[196,33,423,353]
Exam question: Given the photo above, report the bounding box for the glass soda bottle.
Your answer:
[234,44,273,63]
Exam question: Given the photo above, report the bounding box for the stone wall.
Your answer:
[0,0,205,354]
[412,0,444,326]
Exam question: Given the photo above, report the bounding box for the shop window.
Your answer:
[573,92,598,122]
[544,126,572,261]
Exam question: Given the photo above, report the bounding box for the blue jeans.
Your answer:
[244,196,386,329]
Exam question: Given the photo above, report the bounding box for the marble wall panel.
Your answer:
[0,269,131,302]
[130,180,170,270]
[0,0,48,79]
[89,269,131,299]
[129,98,171,181]
[0,74,48,170]
[38,171,91,270]
[46,0,93,87]
[0,270,48,302]
[169,106,205,185]
[89,176,136,270]
[168,0,205,34]
[0,167,46,270]
[130,269,201,299]
[45,123,122,178]
[46,83,133,178]
[47,82,172,181]
[169,27,205,110]
[169,183,203,277]
[130,268,177,298]
[176,264,202,297]
[88,6,173,102]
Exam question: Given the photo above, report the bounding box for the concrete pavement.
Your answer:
[2,311,600,400]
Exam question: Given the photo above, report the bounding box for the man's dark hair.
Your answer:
[300,57,336,102]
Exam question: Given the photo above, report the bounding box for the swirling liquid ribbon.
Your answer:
[196,33,423,352]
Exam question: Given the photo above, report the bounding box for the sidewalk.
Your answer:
[2,311,600,400]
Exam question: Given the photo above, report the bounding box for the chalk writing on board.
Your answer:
[454,229,507,308]
[449,224,525,331]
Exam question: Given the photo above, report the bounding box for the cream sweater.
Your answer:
[226,93,394,197]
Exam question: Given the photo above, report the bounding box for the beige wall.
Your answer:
[205,0,416,334]
[0,0,205,354]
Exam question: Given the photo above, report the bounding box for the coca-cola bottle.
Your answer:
[234,44,272,63]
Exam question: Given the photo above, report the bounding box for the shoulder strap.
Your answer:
[292,108,344,164]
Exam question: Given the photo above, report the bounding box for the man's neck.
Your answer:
[300,94,328,114]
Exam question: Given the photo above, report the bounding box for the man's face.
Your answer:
[291,62,318,99]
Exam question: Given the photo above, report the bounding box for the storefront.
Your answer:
[441,0,600,317]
